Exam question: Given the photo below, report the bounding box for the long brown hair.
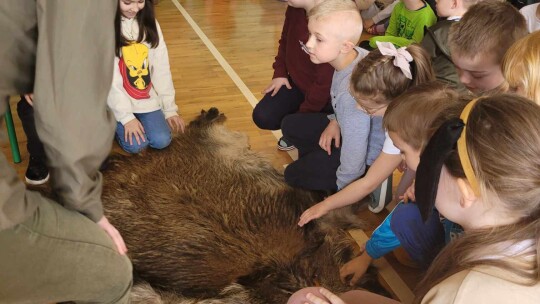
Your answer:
[350,44,434,105]
[115,0,159,57]
[383,82,465,151]
[414,94,540,302]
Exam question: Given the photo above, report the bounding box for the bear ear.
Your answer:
[207,107,219,117]
[205,107,227,124]
[190,108,227,129]
[415,118,464,222]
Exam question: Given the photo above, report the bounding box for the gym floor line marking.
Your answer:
[170,0,287,148]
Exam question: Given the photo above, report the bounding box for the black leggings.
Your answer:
[282,112,340,192]
[252,80,305,131]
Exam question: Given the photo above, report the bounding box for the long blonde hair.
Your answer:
[502,31,540,104]
[415,94,540,302]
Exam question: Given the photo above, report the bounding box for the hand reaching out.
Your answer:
[262,77,292,97]
[124,118,146,146]
[97,216,128,255]
[167,115,185,133]
[298,201,331,227]
[319,120,340,155]
[339,245,373,286]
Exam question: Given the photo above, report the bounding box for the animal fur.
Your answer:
[101,108,382,304]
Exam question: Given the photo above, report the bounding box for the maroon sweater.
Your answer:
[272,6,334,113]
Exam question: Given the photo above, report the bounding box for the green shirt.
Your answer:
[370,1,437,48]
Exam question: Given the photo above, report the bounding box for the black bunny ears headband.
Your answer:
[415,98,481,222]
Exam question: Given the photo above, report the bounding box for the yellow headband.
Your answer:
[457,98,481,195]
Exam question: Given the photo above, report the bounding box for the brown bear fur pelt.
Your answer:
[101,108,382,304]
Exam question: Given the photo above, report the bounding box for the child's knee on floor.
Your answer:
[148,131,172,150]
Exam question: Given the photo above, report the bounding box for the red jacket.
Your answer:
[272,6,334,113]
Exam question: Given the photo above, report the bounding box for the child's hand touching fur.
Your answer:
[340,243,373,286]
[298,200,331,227]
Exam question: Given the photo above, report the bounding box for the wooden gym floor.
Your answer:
[0,1,420,302]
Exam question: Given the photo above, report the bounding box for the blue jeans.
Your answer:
[115,110,171,154]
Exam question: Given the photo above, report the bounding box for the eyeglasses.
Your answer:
[349,88,387,116]
[299,40,310,55]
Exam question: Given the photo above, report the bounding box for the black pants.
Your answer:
[16,96,46,162]
[252,79,305,131]
[282,113,340,191]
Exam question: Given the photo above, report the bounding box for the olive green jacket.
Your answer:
[0,0,116,230]
[421,19,467,93]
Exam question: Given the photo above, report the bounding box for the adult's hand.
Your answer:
[97,216,128,255]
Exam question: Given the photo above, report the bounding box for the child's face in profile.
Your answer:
[120,0,145,19]
[434,0,455,17]
[388,132,420,171]
[452,52,505,94]
[305,17,344,65]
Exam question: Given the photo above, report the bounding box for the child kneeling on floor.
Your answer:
[108,0,185,154]
[282,1,434,203]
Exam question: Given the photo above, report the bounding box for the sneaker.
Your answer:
[277,137,295,151]
[368,176,393,213]
[25,157,50,185]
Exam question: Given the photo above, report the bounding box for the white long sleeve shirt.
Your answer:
[107,17,178,125]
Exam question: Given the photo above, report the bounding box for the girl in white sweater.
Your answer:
[108,0,184,154]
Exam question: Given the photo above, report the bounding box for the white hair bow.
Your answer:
[376,41,413,80]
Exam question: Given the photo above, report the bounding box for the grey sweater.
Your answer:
[331,47,385,190]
